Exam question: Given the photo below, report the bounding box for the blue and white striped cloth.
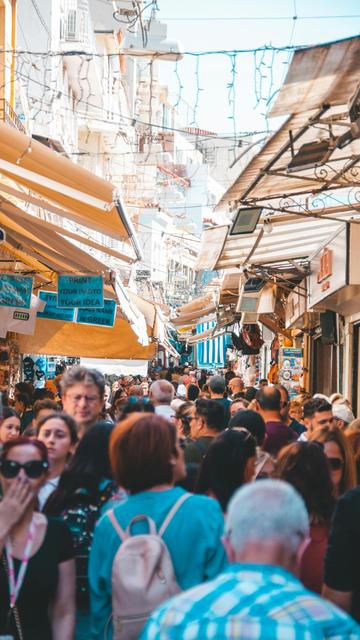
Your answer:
[141,564,360,640]
[196,321,228,368]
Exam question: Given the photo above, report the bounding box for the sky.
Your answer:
[152,0,360,136]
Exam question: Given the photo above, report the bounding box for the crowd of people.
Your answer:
[0,364,360,638]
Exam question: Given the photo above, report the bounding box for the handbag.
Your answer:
[1,556,24,640]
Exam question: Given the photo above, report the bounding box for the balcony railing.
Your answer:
[0,99,26,134]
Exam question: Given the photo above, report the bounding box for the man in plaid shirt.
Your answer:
[141,481,360,640]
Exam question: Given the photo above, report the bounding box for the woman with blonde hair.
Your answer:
[309,426,357,498]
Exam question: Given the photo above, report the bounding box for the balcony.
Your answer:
[0,99,26,134]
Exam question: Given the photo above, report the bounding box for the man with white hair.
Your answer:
[141,481,360,639]
[149,379,175,419]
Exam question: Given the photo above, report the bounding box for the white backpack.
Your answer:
[107,493,191,639]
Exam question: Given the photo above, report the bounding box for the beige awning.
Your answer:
[18,317,155,359]
[0,122,141,259]
[216,37,360,211]
[269,36,360,117]
[196,214,352,271]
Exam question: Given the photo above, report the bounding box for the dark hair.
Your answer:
[256,387,281,412]
[195,398,225,432]
[274,441,335,523]
[44,421,114,514]
[15,393,31,409]
[3,407,19,420]
[109,414,178,493]
[259,379,268,385]
[195,429,256,511]
[33,388,55,402]
[229,409,266,446]
[36,412,78,445]
[15,382,33,401]
[33,399,60,419]
[244,386,257,402]
[117,400,155,420]
[209,375,226,395]
[303,398,332,419]
[187,384,199,401]
[309,425,357,496]
[109,386,127,420]
[1,437,48,462]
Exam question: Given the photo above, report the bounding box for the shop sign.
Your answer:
[57,275,104,309]
[308,227,347,309]
[0,275,33,309]
[285,281,307,328]
[37,291,75,322]
[76,299,116,328]
[279,347,303,397]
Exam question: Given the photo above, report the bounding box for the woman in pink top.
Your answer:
[274,441,335,594]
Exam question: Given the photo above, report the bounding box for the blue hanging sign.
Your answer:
[57,275,104,309]
[76,298,116,328]
[37,291,75,322]
[0,275,33,309]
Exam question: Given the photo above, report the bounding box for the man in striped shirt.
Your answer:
[141,481,360,639]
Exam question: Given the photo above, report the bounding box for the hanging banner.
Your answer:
[76,299,116,328]
[37,291,75,322]
[57,275,104,309]
[0,275,33,309]
[0,295,46,337]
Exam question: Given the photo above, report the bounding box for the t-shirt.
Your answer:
[184,436,214,464]
[324,486,360,622]
[289,418,307,436]
[0,517,74,640]
[300,522,329,594]
[89,487,227,639]
[264,420,297,456]
[213,398,231,429]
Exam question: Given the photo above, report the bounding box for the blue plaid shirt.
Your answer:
[141,564,360,639]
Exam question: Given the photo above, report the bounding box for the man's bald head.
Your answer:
[256,386,281,412]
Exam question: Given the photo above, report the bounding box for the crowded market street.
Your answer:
[1,1,360,638]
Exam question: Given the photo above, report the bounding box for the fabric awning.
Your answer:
[0,122,141,259]
[18,317,155,359]
[269,36,360,117]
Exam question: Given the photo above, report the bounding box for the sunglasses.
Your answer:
[327,457,344,471]
[0,459,49,479]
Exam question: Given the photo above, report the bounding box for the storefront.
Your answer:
[308,223,360,401]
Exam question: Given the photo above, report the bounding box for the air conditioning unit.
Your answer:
[236,279,276,319]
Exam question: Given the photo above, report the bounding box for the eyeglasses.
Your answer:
[0,459,49,479]
[65,394,100,405]
[327,457,344,471]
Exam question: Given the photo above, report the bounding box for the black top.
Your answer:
[289,417,306,436]
[213,398,231,429]
[0,517,74,640]
[324,486,360,622]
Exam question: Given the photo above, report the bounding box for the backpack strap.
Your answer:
[108,509,127,541]
[158,493,191,537]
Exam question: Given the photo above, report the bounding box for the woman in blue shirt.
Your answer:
[89,413,227,639]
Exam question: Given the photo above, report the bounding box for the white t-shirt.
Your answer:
[155,405,175,420]
[38,476,60,511]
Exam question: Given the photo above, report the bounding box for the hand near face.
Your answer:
[0,477,34,534]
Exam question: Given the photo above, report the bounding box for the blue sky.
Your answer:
[155,0,360,135]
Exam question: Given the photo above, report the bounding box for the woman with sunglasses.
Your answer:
[274,441,335,593]
[0,437,75,640]
[195,428,257,512]
[309,426,357,498]
[174,401,194,441]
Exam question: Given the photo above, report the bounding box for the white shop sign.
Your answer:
[308,223,360,313]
